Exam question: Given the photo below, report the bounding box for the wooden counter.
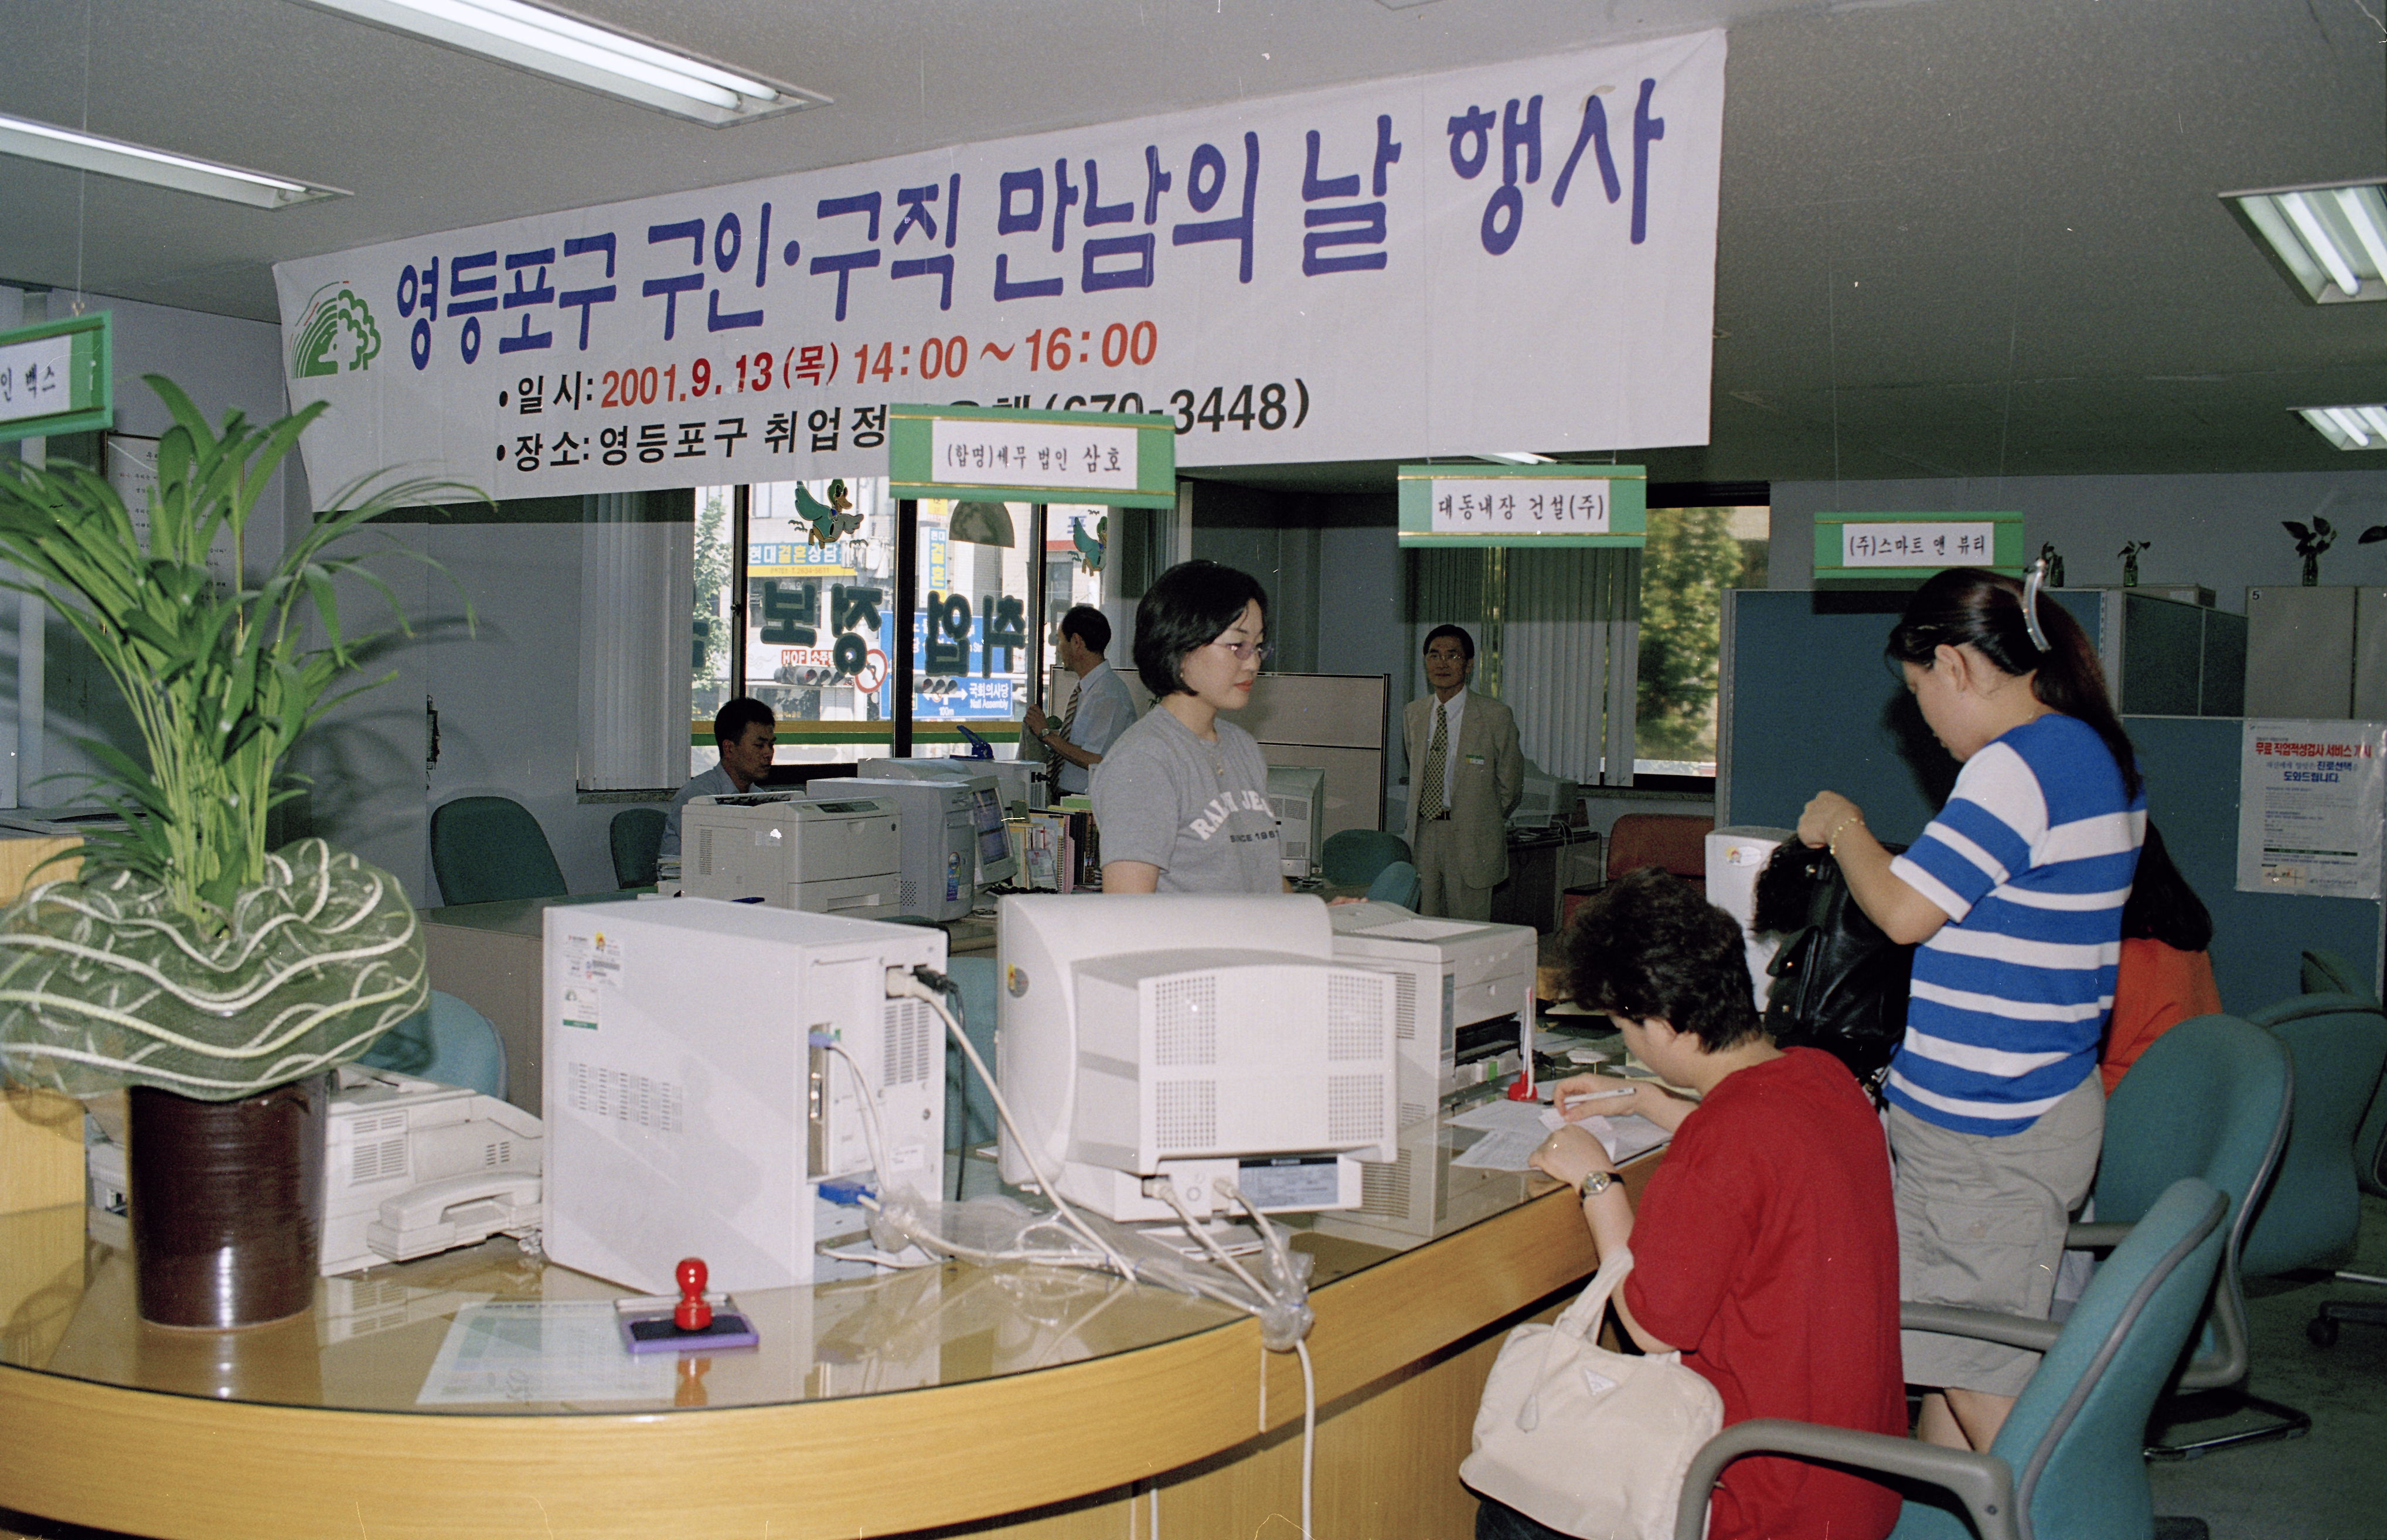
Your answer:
[0,1158,1640,1540]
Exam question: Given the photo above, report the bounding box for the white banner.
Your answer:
[275,31,1724,507]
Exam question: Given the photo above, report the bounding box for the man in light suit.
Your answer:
[1402,625,1524,920]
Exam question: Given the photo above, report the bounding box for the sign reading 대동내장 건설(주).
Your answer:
[2236,720,2387,901]
[271,30,1726,507]
[1394,464,1647,546]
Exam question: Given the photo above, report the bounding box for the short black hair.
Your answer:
[1562,868,1765,1053]
[1422,624,1476,662]
[1131,561,1269,697]
[1057,604,1112,655]
[713,696,775,747]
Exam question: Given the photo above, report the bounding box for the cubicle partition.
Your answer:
[1719,588,2381,1011]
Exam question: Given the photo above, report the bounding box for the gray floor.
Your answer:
[2147,1193,2387,1540]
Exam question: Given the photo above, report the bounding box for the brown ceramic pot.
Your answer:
[127,1075,326,1329]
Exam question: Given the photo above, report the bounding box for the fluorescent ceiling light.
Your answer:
[2224,178,2387,303]
[2292,404,2387,450]
[1479,452,1554,465]
[0,111,344,209]
[295,0,830,127]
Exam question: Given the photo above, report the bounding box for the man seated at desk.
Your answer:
[1022,605,1135,798]
[660,697,777,864]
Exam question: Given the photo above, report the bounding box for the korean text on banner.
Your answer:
[273,30,1726,507]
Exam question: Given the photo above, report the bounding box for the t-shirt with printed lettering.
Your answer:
[1089,706,1282,894]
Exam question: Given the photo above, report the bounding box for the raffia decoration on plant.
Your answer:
[0,839,424,1100]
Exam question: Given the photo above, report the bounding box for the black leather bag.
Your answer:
[1751,841,1915,1088]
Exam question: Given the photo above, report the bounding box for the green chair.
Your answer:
[430,796,568,907]
[1321,829,1411,887]
[358,989,509,1101]
[1672,1178,2229,1540]
[609,806,667,889]
[2240,990,2387,1358]
[2296,949,2387,1199]
[2061,1015,2291,1459]
[1364,859,1422,909]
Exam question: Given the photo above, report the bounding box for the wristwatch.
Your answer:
[1577,1169,1618,1200]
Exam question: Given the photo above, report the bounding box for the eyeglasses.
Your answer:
[1212,638,1275,663]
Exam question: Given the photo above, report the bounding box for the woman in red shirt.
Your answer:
[1488,868,1905,1540]
[2101,824,2221,1094]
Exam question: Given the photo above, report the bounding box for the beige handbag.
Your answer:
[1460,1247,1725,1539]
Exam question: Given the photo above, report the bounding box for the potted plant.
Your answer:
[0,376,460,1329]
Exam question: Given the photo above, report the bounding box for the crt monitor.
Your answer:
[856,758,1021,885]
[996,893,1400,1223]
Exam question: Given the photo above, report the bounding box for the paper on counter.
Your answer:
[1448,1110,1672,1172]
[1448,1099,1565,1134]
[418,1300,674,1405]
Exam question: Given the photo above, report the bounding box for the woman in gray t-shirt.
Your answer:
[1089,561,1285,894]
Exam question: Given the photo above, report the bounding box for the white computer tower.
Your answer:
[1707,826,1792,1012]
[830,777,977,921]
[1327,901,1537,1128]
[680,792,903,916]
[1266,763,1327,880]
[542,898,946,1295]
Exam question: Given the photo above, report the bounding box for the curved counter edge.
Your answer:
[0,1181,1608,1540]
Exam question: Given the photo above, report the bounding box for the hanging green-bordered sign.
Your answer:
[0,312,111,441]
[888,403,1176,507]
[1395,464,1647,547]
[1813,512,2025,581]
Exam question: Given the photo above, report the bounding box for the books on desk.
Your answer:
[1023,809,1099,892]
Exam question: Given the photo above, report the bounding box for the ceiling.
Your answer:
[4,0,2386,489]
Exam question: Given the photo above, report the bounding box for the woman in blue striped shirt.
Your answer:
[1799,566,2144,1456]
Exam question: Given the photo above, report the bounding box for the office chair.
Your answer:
[2055,1014,2291,1460]
[1364,859,1422,909]
[2295,949,2387,1200]
[357,990,509,1101]
[2236,990,2387,1358]
[430,796,569,907]
[1673,1178,2229,1540]
[1322,829,1411,887]
[609,806,667,889]
[1606,813,1711,893]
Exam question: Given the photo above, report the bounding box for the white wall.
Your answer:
[0,288,291,812]
[1772,469,2387,609]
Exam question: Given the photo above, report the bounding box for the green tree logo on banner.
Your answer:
[292,282,383,377]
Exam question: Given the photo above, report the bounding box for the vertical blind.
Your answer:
[577,495,693,789]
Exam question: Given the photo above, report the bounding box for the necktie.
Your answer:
[1419,701,1449,819]
[1047,683,1079,781]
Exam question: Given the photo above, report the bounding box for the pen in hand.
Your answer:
[1557,1087,1637,1112]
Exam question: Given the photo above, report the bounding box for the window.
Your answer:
[1404,495,1767,791]
[691,478,898,772]
[1633,504,1769,780]
[912,498,1032,755]
[688,487,1116,774]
